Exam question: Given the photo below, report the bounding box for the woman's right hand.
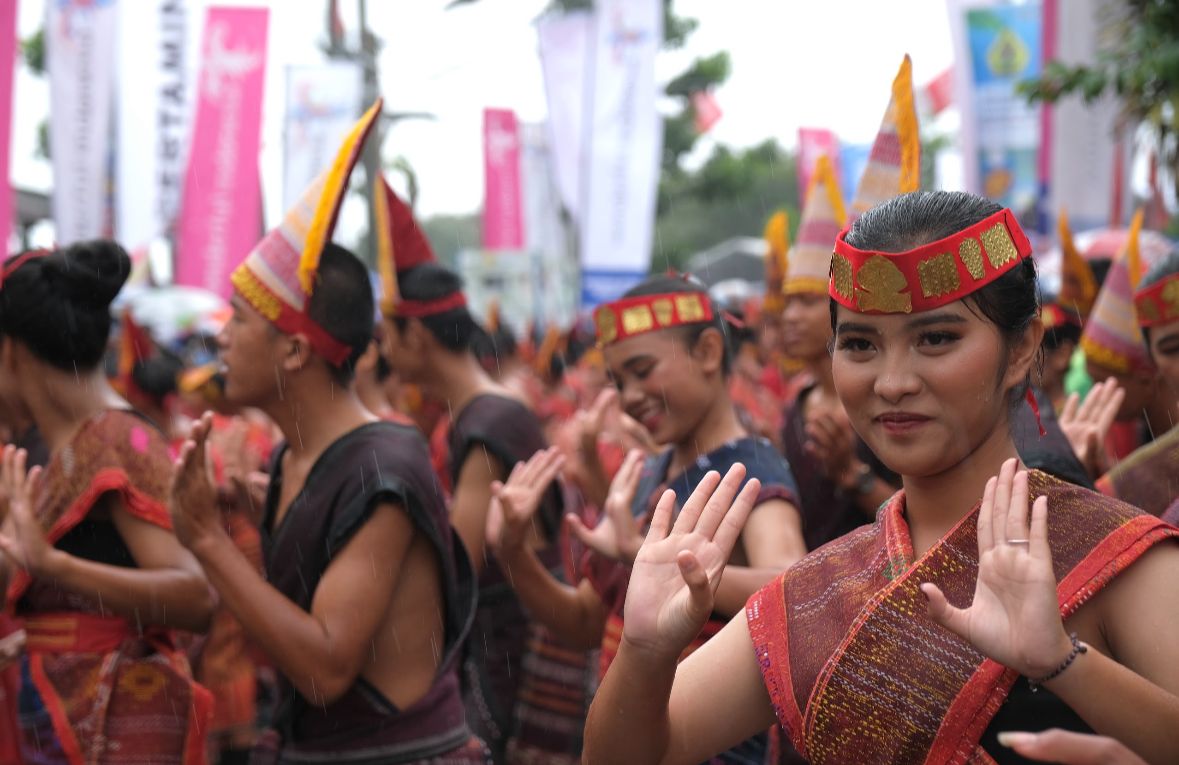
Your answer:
[567,448,646,564]
[489,447,565,552]
[1059,378,1123,479]
[621,464,760,660]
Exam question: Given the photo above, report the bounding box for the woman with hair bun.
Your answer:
[581,191,1179,765]
[0,241,214,764]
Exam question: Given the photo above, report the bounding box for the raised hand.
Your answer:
[621,464,760,660]
[567,448,646,564]
[1059,378,1123,479]
[921,459,1072,678]
[997,730,1147,765]
[804,409,855,483]
[0,447,54,576]
[574,388,618,459]
[490,447,565,551]
[169,412,224,550]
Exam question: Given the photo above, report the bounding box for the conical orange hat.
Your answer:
[786,155,846,295]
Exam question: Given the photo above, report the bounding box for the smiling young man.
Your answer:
[169,103,485,764]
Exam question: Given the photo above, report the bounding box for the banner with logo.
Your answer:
[797,128,841,203]
[115,0,191,254]
[482,107,524,250]
[47,0,118,244]
[0,1,16,253]
[175,6,268,297]
[536,10,593,219]
[579,0,663,306]
[949,0,1043,223]
[283,61,363,210]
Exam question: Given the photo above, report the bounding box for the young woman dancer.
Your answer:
[581,191,1179,765]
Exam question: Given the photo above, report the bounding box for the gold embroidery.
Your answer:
[981,223,1018,269]
[855,255,912,313]
[675,294,705,323]
[230,267,283,321]
[831,253,854,301]
[119,664,168,703]
[1163,280,1179,319]
[595,308,618,344]
[652,297,674,327]
[917,253,960,299]
[1137,297,1161,323]
[959,239,985,280]
[622,305,655,335]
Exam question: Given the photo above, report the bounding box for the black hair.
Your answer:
[470,323,519,373]
[834,191,1041,399]
[392,262,479,353]
[132,353,184,404]
[1139,249,1179,347]
[305,242,375,385]
[620,275,733,376]
[0,240,130,371]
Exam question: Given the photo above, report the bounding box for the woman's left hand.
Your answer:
[921,458,1073,678]
[0,447,56,577]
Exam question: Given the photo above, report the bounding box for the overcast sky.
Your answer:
[12,0,955,231]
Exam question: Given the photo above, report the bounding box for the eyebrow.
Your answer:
[621,355,656,371]
[836,312,969,336]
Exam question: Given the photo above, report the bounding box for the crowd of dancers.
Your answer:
[1,59,1178,765]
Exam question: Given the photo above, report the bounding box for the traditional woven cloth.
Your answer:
[1134,269,1179,328]
[786,155,845,296]
[848,55,920,222]
[747,470,1176,765]
[1057,209,1099,318]
[1097,424,1179,516]
[9,411,212,765]
[230,100,381,366]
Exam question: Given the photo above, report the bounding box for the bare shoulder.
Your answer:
[1091,539,1179,689]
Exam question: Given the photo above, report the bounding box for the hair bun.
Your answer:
[43,239,131,308]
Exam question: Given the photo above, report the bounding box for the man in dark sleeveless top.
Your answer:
[379,243,591,762]
[170,105,486,764]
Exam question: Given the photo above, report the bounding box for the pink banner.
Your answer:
[0,1,16,254]
[797,128,841,203]
[175,6,269,297]
[482,108,524,250]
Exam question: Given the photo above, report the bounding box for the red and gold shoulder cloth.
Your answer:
[829,207,1033,314]
[593,291,714,346]
[747,471,1176,765]
[1134,271,1179,328]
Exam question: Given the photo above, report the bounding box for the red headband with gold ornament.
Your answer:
[594,291,714,346]
[828,208,1033,314]
[1134,273,1179,328]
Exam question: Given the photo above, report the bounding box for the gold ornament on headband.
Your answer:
[594,291,715,345]
[829,207,1034,315]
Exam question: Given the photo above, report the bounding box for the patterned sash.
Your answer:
[1096,424,1179,516]
[749,470,1177,765]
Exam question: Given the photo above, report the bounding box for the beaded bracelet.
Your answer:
[1029,632,1087,692]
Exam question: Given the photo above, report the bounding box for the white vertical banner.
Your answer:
[1044,0,1121,231]
[116,0,191,253]
[48,0,119,244]
[536,10,592,220]
[579,0,663,306]
[283,62,364,210]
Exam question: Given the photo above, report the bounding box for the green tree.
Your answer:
[1018,0,1179,198]
[653,139,799,272]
